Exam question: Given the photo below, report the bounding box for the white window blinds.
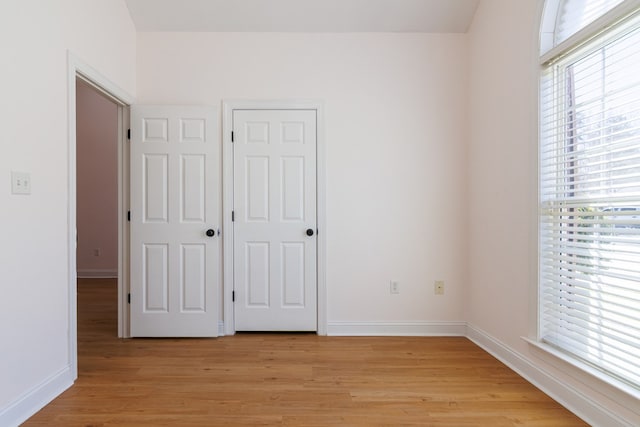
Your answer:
[539,12,640,388]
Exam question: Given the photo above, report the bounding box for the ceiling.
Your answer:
[124,0,480,33]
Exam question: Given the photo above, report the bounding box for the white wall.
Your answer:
[0,1,135,424]
[76,80,119,277]
[6,1,634,424]
[467,0,538,345]
[136,32,469,328]
[467,0,639,425]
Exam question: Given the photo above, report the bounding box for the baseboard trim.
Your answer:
[0,366,74,427]
[77,269,118,278]
[466,324,632,427]
[327,321,467,336]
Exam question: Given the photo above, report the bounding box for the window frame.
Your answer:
[540,0,640,62]
[535,0,640,400]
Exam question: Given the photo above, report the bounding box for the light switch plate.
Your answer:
[11,171,31,195]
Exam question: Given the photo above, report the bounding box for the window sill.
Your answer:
[522,337,640,401]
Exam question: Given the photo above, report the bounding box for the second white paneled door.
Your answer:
[233,110,317,331]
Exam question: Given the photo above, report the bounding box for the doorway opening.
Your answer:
[75,77,120,339]
[67,53,134,378]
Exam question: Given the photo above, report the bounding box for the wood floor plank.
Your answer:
[22,279,588,426]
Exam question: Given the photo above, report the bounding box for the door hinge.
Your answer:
[127,129,131,140]
[127,293,131,304]
[231,131,234,142]
[232,291,235,302]
[232,210,235,222]
[127,210,131,222]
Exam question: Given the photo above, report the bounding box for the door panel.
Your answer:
[282,242,305,306]
[233,110,317,331]
[143,154,168,222]
[181,244,206,312]
[180,155,206,222]
[143,244,168,312]
[246,156,270,221]
[130,105,219,337]
[246,242,270,306]
[281,157,305,221]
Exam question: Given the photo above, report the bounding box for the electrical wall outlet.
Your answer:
[434,280,445,295]
[390,281,400,294]
[11,171,31,195]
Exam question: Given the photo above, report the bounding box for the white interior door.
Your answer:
[233,109,317,331]
[130,105,219,337]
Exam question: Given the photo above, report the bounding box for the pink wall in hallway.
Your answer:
[76,80,118,276]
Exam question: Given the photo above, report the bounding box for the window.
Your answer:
[539,0,640,390]
[555,0,625,45]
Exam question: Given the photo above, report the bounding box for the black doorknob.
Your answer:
[306,228,314,236]
[206,229,215,237]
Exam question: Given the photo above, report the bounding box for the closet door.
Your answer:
[233,109,317,331]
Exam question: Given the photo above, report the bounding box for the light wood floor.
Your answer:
[23,279,588,426]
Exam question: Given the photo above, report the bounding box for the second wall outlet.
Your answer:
[390,281,400,294]
[434,280,445,295]
[11,171,31,195]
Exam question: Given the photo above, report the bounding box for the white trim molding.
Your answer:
[67,51,135,372]
[0,366,74,427]
[327,321,467,336]
[77,269,118,278]
[466,324,637,427]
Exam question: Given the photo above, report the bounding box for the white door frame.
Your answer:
[67,52,135,377]
[222,100,327,336]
